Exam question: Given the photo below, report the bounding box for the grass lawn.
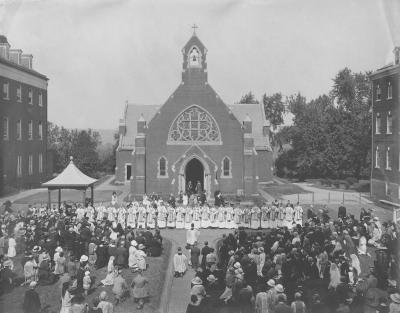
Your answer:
[0,239,172,313]
[261,183,308,199]
[14,190,122,205]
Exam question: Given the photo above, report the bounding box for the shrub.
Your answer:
[325,179,332,186]
[332,179,341,188]
[345,177,358,186]
[354,181,370,192]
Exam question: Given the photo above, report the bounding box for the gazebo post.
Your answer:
[91,185,94,206]
[83,188,86,206]
[47,189,51,209]
[58,188,61,209]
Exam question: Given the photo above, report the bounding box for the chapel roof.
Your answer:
[118,102,271,151]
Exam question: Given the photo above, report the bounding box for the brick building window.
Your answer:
[375,146,380,168]
[375,113,381,134]
[385,182,390,196]
[16,85,22,102]
[3,117,9,140]
[222,156,232,177]
[386,147,392,170]
[28,88,33,104]
[3,81,9,99]
[387,112,393,134]
[38,92,43,106]
[376,84,381,100]
[158,157,167,177]
[16,120,22,140]
[17,155,22,177]
[28,154,33,175]
[28,120,33,140]
[38,121,43,140]
[38,153,43,173]
[388,82,393,99]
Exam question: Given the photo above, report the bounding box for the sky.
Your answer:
[0,0,398,129]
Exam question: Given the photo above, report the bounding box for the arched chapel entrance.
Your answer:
[178,155,211,198]
[185,158,204,194]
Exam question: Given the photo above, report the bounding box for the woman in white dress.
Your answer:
[7,235,16,258]
[101,256,116,286]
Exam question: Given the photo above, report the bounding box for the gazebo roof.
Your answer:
[42,157,97,189]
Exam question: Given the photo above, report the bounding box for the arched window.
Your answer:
[168,105,222,145]
[375,146,380,168]
[158,157,168,178]
[388,82,393,99]
[376,84,381,100]
[387,111,393,134]
[386,147,392,170]
[221,157,231,177]
[375,113,381,134]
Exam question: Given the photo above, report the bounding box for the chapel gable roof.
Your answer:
[228,102,271,150]
[118,103,160,150]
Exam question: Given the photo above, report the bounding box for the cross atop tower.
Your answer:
[192,23,198,35]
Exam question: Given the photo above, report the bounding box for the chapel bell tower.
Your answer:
[182,24,208,85]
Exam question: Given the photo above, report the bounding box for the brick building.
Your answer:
[0,35,49,195]
[115,32,273,198]
[370,47,400,203]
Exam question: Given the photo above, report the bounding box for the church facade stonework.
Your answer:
[115,33,273,198]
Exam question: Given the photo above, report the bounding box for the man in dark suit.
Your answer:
[201,241,213,269]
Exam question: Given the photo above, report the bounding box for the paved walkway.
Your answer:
[159,229,227,313]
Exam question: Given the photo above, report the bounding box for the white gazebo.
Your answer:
[42,156,97,208]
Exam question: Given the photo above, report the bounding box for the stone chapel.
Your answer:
[115,31,273,198]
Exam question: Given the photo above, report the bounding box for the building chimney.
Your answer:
[0,35,10,59]
[9,49,22,65]
[21,54,33,69]
[394,47,400,65]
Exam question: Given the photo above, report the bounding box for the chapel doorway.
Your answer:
[185,158,204,194]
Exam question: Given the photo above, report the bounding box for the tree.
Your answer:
[47,123,102,177]
[263,93,285,130]
[275,69,372,180]
[238,91,259,104]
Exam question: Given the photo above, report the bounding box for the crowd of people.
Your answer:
[0,196,165,312]
[180,206,400,313]
[0,189,399,313]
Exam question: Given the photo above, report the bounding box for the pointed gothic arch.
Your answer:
[167,105,222,145]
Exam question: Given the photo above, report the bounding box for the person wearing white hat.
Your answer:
[234,262,242,269]
[80,255,89,263]
[191,276,206,303]
[390,293,400,312]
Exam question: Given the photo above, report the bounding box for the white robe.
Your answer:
[173,253,187,273]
